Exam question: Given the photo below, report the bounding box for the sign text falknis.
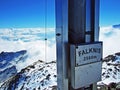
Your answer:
[76,42,102,66]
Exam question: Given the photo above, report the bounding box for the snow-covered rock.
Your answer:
[98,52,120,86]
[0,50,27,84]
[0,60,57,90]
[1,52,120,89]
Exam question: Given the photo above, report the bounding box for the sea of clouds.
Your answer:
[99,26,120,57]
[0,26,120,70]
[0,28,56,71]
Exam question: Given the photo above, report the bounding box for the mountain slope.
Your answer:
[0,52,120,90]
[0,60,57,90]
[98,52,120,89]
[0,50,27,84]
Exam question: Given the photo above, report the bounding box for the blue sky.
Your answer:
[0,0,119,28]
[100,0,120,26]
[0,0,55,28]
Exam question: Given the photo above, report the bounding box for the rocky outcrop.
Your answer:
[0,50,27,84]
[0,60,57,90]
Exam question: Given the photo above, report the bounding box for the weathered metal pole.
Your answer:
[69,0,100,89]
[56,0,101,90]
[56,0,69,90]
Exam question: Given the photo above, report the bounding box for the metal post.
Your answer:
[56,0,100,90]
[68,0,100,90]
[56,0,69,90]
[68,0,86,44]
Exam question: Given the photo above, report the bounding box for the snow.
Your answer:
[0,61,57,90]
[98,55,120,85]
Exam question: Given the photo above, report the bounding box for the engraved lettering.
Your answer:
[78,48,101,56]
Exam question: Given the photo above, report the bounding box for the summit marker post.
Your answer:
[56,0,102,90]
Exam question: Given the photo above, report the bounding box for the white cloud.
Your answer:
[1,27,120,70]
[0,28,56,71]
[100,26,120,57]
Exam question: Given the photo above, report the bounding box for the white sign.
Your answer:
[76,42,102,66]
[70,42,102,89]
[72,62,102,89]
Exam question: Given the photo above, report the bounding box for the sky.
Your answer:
[100,0,120,26]
[0,0,55,28]
[0,0,120,28]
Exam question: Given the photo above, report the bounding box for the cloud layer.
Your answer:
[99,26,120,57]
[0,26,120,70]
[0,28,56,71]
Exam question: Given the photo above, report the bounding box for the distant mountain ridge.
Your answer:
[0,50,27,68]
[0,50,27,84]
[113,24,120,28]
